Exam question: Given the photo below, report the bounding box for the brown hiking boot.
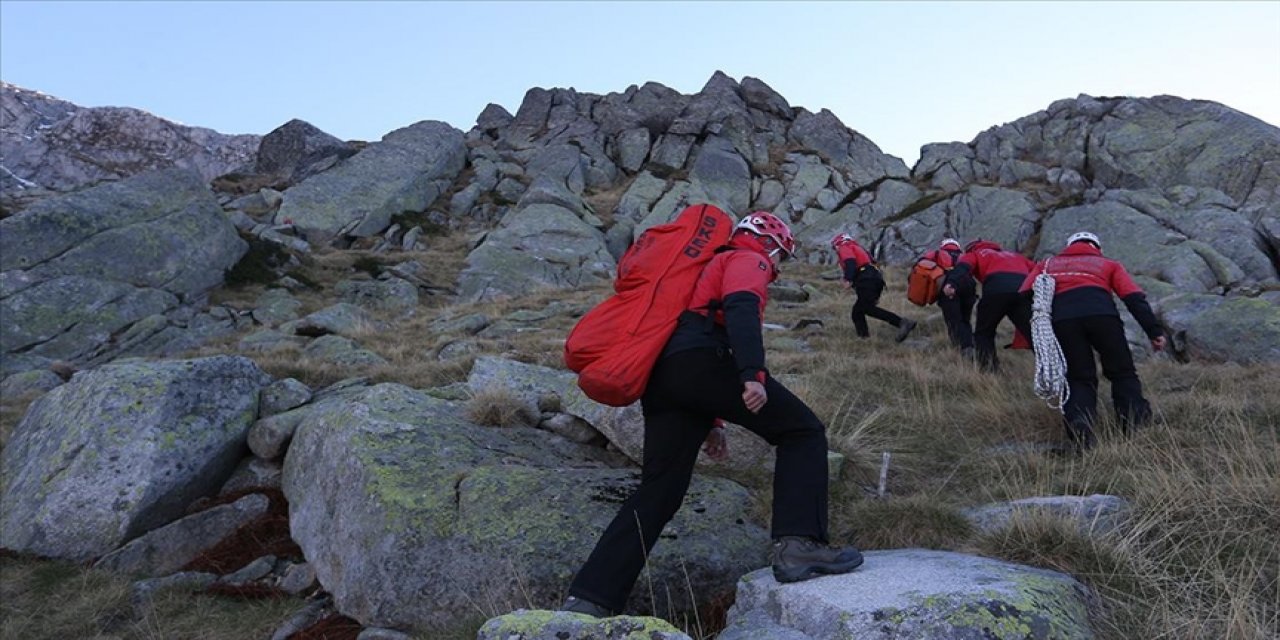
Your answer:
[771,536,864,583]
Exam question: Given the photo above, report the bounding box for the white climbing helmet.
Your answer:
[1066,231,1101,249]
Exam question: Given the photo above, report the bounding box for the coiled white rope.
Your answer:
[1031,263,1069,412]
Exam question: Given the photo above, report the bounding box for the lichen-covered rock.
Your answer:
[260,378,312,417]
[0,356,271,561]
[722,549,1094,639]
[302,335,388,367]
[458,200,615,301]
[274,120,466,243]
[335,278,419,316]
[238,329,309,353]
[0,368,64,398]
[477,610,691,640]
[282,303,378,338]
[1158,292,1280,364]
[252,289,303,328]
[282,383,768,631]
[0,169,247,364]
[1037,190,1275,293]
[93,493,270,577]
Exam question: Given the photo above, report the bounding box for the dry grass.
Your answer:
[466,387,536,427]
[0,554,303,640]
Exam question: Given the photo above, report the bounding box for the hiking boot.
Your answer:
[560,595,612,618]
[895,319,918,343]
[771,536,864,583]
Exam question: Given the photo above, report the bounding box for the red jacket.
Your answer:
[834,240,879,283]
[663,245,774,383]
[1020,242,1162,337]
[948,240,1034,294]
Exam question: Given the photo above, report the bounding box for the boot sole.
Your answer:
[772,555,865,583]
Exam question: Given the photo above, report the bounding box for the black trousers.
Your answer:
[568,348,829,613]
[1054,315,1152,447]
[851,276,903,337]
[938,287,976,349]
[974,291,1032,371]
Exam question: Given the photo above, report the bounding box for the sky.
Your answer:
[2,1,1278,166]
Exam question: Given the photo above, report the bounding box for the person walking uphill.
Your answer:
[1021,232,1166,450]
[923,238,975,354]
[562,213,864,618]
[943,239,1035,372]
[832,233,917,342]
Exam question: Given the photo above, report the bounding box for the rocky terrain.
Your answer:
[1,74,1277,639]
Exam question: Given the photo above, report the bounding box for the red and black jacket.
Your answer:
[945,240,1034,295]
[1019,243,1163,338]
[662,245,775,384]
[834,240,880,284]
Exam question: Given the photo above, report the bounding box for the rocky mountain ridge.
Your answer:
[0,81,260,212]
[2,73,1277,371]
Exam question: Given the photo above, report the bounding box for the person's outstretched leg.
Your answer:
[850,300,871,337]
[566,368,711,614]
[1055,318,1100,450]
[1091,316,1151,433]
[644,349,861,582]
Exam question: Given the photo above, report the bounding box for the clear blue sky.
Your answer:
[3,1,1278,165]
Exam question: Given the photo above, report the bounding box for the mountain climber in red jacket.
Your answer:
[1020,232,1166,450]
[832,233,917,342]
[922,238,975,354]
[943,239,1034,372]
[563,212,862,618]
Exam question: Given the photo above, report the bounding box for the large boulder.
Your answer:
[255,119,358,185]
[0,168,247,366]
[1039,198,1247,293]
[457,197,615,301]
[0,82,259,211]
[282,384,769,631]
[721,549,1095,639]
[1158,292,1280,364]
[274,121,466,243]
[0,356,271,561]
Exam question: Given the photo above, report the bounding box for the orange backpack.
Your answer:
[564,204,734,406]
[906,250,951,306]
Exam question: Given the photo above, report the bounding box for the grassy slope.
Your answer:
[2,251,1276,639]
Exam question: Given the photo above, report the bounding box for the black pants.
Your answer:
[851,275,903,337]
[568,348,829,613]
[938,287,976,349]
[1054,315,1152,447]
[974,291,1032,371]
